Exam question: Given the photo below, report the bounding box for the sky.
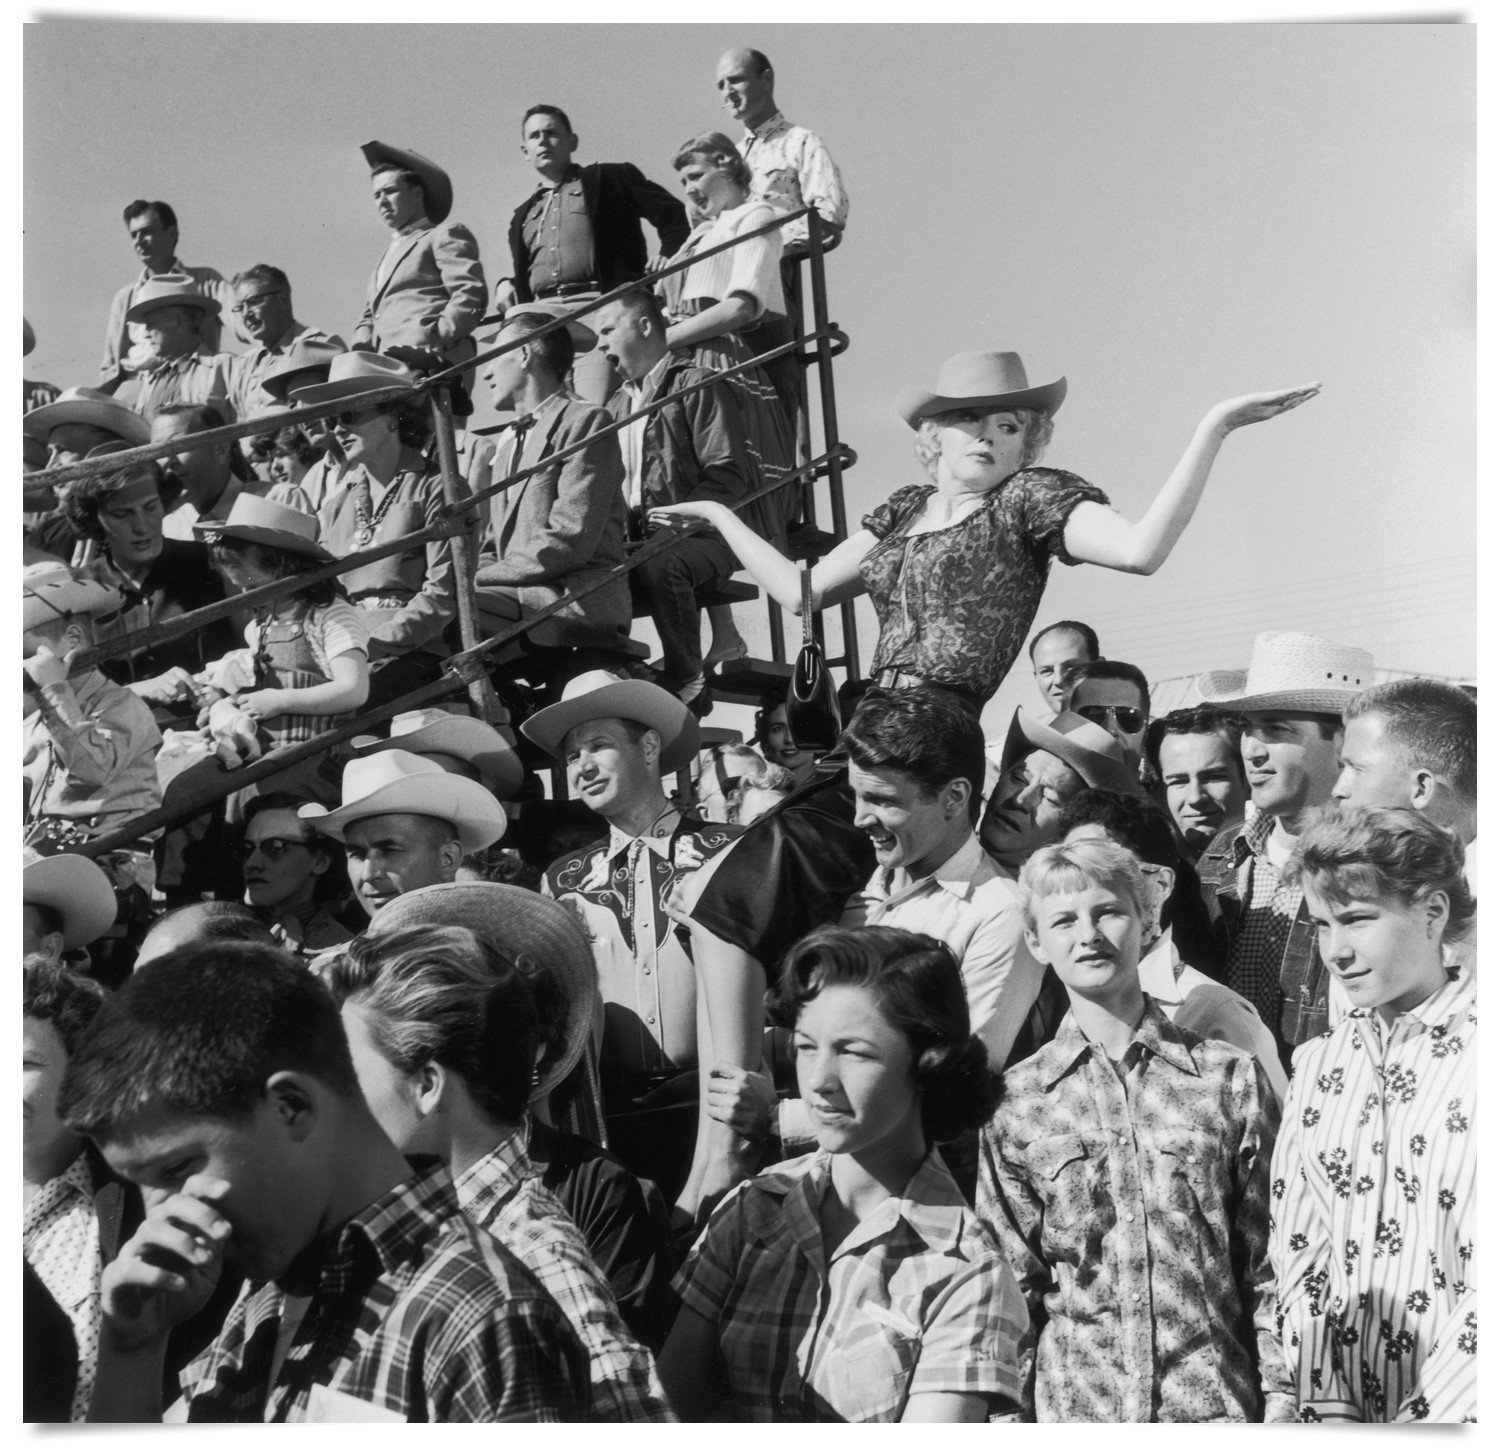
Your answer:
[22,18,1475,738]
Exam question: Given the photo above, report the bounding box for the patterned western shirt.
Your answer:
[176,1163,588,1421]
[453,1132,674,1422]
[674,1147,1026,1421]
[977,1000,1293,1421]
[737,111,849,249]
[1271,970,1476,1422]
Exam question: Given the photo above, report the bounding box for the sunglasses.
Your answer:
[335,407,384,428]
[1076,703,1147,735]
[234,837,313,862]
[229,290,286,316]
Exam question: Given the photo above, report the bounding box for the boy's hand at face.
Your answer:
[23,643,77,690]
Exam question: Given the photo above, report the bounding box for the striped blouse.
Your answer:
[673,200,785,322]
[1270,969,1476,1422]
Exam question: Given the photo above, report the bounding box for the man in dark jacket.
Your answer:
[497,106,689,405]
[596,289,771,712]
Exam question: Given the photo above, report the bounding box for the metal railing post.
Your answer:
[428,389,507,727]
[805,211,861,679]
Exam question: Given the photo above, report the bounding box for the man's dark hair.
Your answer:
[370,163,425,209]
[605,286,667,329]
[1077,658,1151,712]
[154,400,253,483]
[842,686,987,824]
[1028,619,1100,663]
[123,199,177,231]
[522,103,573,135]
[502,311,574,383]
[57,941,361,1142]
[231,263,290,294]
[1344,678,1477,805]
[25,961,108,1056]
[143,901,276,952]
[1145,705,1248,779]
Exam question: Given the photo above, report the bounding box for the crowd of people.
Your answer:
[22,41,1477,1426]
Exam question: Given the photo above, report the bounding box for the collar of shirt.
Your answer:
[1351,964,1475,1041]
[606,809,681,864]
[1232,808,1279,866]
[253,320,308,359]
[1041,996,1201,1090]
[50,666,112,715]
[23,1151,95,1239]
[533,163,583,199]
[516,387,568,430]
[744,111,792,145]
[314,1159,461,1286]
[390,216,433,242]
[451,1132,540,1222]
[624,353,672,411]
[136,257,187,285]
[868,831,989,905]
[1136,928,1189,1003]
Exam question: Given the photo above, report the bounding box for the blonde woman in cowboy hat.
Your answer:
[652,351,1317,1215]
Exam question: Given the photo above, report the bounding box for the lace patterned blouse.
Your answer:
[858,468,1110,704]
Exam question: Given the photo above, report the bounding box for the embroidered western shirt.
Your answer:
[738,112,849,249]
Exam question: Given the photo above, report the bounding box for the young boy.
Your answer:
[57,940,590,1422]
[976,836,1291,1422]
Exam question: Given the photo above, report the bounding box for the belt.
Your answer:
[536,282,599,299]
[872,670,984,712]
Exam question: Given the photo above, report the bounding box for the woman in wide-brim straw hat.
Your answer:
[651,349,1319,1215]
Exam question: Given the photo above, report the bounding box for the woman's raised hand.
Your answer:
[1209,383,1323,433]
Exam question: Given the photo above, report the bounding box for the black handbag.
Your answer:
[785,567,842,753]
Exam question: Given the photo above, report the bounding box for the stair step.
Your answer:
[786,525,839,562]
[712,657,792,704]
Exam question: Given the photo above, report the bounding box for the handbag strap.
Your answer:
[800,566,815,647]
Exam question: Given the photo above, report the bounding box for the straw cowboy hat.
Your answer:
[124,274,222,323]
[366,881,596,1103]
[897,351,1068,430]
[299,750,507,854]
[352,707,524,800]
[522,670,701,775]
[288,351,419,410]
[1196,631,1376,716]
[23,560,124,632]
[24,847,118,950]
[995,707,1139,795]
[260,336,350,405]
[496,301,599,351]
[361,140,454,225]
[22,386,152,446]
[195,493,332,560]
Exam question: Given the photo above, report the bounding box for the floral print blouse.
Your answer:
[1270,970,1476,1422]
[858,468,1109,704]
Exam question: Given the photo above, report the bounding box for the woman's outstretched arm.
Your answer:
[648,498,876,614]
[1063,383,1321,575]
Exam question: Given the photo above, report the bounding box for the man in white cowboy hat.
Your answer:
[23,561,163,844]
[108,275,233,423]
[101,198,230,383]
[470,304,633,653]
[351,706,524,800]
[353,141,487,377]
[223,263,344,422]
[523,670,738,1203]
[300,750,507,926]
[23,848,119,966]
[980,707,1141,877]
[1195,629,1376,1063]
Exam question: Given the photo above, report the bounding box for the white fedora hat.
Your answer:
[23,848,118,950]
[23,561,124,632]
[124,273,222,323]
[288,352,419,410]
[351,707,524,800]
[995,707,1139,795]
[522,669,700,775]
[195,492,331,560]
[23,386,153,446]
[299,749,506,854]
[1197,631,1375,716]
[366,881,595,1102]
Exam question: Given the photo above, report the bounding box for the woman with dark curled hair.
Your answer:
[1271,806,1476,1423]
[658,925,1027,1423]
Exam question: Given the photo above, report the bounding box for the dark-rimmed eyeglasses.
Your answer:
[1076,703,1147,735]
[229,290,286,316]
[234,837,312,862]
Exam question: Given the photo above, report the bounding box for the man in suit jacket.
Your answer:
[472,306,632,651]
[352,142,487,376]
[597,289,773,711]
[496,106,689,405]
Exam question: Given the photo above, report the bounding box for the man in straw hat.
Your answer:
[523,670,739,1203]
[300,749,507,928]
[108,275,233,423]
[23,847,119,967]
[470,303,633,653]
[351,706,524,799]
[353,141,486,378]
[1195,629,1376,1063]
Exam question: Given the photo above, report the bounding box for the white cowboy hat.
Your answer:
[23,848,118,950]
[351,707,524,800]
[361,141,454,225]
[522,669,701,775]
[995,707,1139,795]
[366,881,595,1103]
[195,493,331,560]
[1196,631,1376,716]
[22,386,153,446]
[288,351,419,410]
[299,750,506,854]
[23,561,123,632]
[124,274,222,323]
[897,351,1067,430]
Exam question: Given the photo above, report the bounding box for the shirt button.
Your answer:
[1132,1292,1143,1303]
[643,965,652,976]
[645,1014,656,1024]
[1124,1213,1134,1223]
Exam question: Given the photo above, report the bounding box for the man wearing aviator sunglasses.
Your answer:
[236,792,352,955]
[1071,659,1152,775]
[224,264,344,422]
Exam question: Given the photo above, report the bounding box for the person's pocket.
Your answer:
[819,1309,920,1422]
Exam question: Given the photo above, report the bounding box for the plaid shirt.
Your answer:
[453,1132,674,1422]
[177,1162,588,1422]
[977,1000,1292,1421]
[674,1147,1026,1421]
